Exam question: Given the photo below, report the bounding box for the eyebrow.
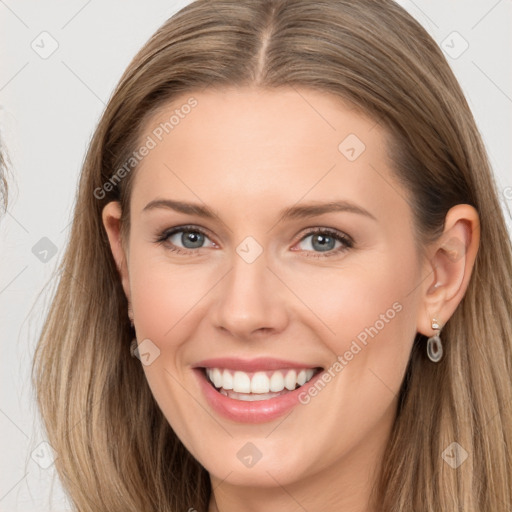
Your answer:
[142,198,377,222]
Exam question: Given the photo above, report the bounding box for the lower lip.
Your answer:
[194,368,324,423]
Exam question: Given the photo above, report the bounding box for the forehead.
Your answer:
[130,87,409,225]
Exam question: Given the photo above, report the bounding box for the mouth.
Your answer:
[200,366,324,402]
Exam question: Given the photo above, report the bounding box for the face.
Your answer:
[104,87,428,491]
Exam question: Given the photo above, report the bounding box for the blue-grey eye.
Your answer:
[299,232,341,252]
[168,229,208,249]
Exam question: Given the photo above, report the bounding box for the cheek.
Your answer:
[127,250,213,449]
[290,251,419,394]
[280,258,419,457]
[129,250,217,341]
[282,249,418,346]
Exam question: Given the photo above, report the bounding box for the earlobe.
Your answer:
[102,201,131,300]
[417,204,480,337]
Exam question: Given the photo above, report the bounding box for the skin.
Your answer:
[102,87,479,512]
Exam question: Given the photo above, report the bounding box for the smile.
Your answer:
[204,367,321,401]
[192,357,325,422]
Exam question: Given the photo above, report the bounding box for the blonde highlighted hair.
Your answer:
[33,1,512,510]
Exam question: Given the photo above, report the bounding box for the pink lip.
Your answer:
[193,367,324,424]
[193,357,320,372]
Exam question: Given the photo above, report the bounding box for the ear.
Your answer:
[102,201,131,302]
[416,204,480,336]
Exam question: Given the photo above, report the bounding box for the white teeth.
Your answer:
[269,371,285,392]
[205,367,317,394]
[212,368,223,388]
[221,389,286,401]
[251,372,270,393]
[233,371,251,393]
[222,369,233,390]
[284,370,297,391]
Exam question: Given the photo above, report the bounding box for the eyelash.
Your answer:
[154,225,354,258]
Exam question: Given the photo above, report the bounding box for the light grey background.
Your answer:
[1,1,511,510]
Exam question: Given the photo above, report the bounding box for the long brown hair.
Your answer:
[33,1,512,510]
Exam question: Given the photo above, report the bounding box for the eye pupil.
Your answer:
[183,231,204,248]
[312,234,335,252]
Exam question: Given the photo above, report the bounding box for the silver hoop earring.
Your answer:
[427,317,443,363]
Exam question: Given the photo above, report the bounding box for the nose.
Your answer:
[211,250,289,341]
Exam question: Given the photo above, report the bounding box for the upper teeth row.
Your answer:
[206,368,317,394]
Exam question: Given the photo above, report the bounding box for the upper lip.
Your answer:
[193,357,323,373]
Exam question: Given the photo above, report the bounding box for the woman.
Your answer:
[33,0,512,510]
